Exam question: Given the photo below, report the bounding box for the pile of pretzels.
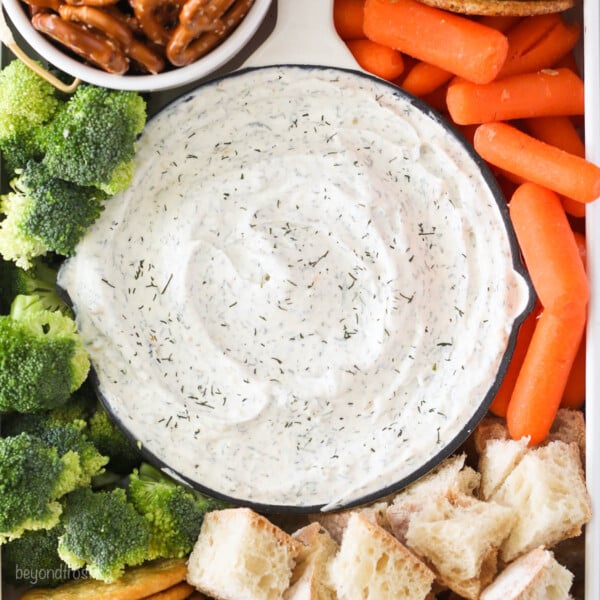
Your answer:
[23,0,255,74]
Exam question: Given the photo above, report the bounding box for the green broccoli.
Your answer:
[0,123,45,176]
[0,433,81,544]
[1,526,73,587]
[128,462,228,560]
[1,414,108,487]
[87,405,142,475]
[58,487,151,582]
[0,161,107,268]
[0,294,90,413]
[41,85,147,194]
[45,381,98,426]
[1,382,96,436]
[0,257,65,315]
[0,60,63,176]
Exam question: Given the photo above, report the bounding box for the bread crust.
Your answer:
[413,0,575,16]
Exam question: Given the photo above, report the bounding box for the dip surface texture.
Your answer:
[59,66,529,509]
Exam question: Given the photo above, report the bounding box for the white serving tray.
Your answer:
[0,0,598,597]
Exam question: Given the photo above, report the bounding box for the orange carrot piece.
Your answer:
[508,183,589,313]
[478,15,521,33]
[524,116,587,218]
[524,115,585,157]
[346,38,405,80]
[446,68,584,125]
[489,302,540,418]
[561,197,586,218]
[561,231,587,410]
[401,61,453,97]
[507,305,586,444]
[506,183,588,443]
[473,122,600,204]
[334,0,365,40]
[573,230,587,268]
[561,331,586,410]
[498,14,580,78]
[362,0,509,84]
[554,50,580,73]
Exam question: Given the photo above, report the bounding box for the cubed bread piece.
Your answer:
[186,508,303,600]
[405,492,515,600]
[283,523,338,600]
[491,441,592,563]
[328,513,435,600]
[386,453,480,543]
[478,436,529,500]
[545,408,586,467]
[472,417,509,455]
[395,453,480,501]
[480,546,574,600]
[308,502,389,545]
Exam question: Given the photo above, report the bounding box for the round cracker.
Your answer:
[19,558,188,600]
[414,0,575,16]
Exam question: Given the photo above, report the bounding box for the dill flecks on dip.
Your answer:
[58,66,530,509]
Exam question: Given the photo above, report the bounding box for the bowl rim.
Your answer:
[58,63,536,514]
[1,0,274,92]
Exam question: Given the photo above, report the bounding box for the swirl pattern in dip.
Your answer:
[59,66,531,510]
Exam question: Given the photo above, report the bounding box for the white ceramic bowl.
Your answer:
[1,0,273,91]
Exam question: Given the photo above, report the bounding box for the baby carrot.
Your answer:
[346,39,405,80]
[498,14,580,78]
[524,116,586,217]
[474,122,600,204]
[362,0,509,84]
[446,68,584,125]
[561,332,586,410]
[573,230,587,268]
[524,115,585,157]
[477,15,521,33]
[506,183,588,443]
[489,302,540,418]
[554,50,579,72]
[334,0,366,40]
[507,305,586,444]
[561,230,587,410]
[401,61,453,97]
[508,183,589,313]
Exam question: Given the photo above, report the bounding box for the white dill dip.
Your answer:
[59,66,531,510]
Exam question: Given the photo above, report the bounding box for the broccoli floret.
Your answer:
[0,257,65,315]
[128,463,228,560]
[0,60,63,131]
[1,526,73,587]
[0,121,44,175]
[0,294,90,413]
[1,384,96,436]
[0,182,48,270]
[41,85,146,194]
[58,487,151,582]
[0,433,81,544]
[87,405,142,475]
[41,421,108,486]
[0,60,63,175]
[0,161,107,268]
[46,383,98,426]
[1,414,108,486]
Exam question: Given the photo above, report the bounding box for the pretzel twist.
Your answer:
[167,0,253,66]
[58,4,165,73]
[32,11,130,74]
